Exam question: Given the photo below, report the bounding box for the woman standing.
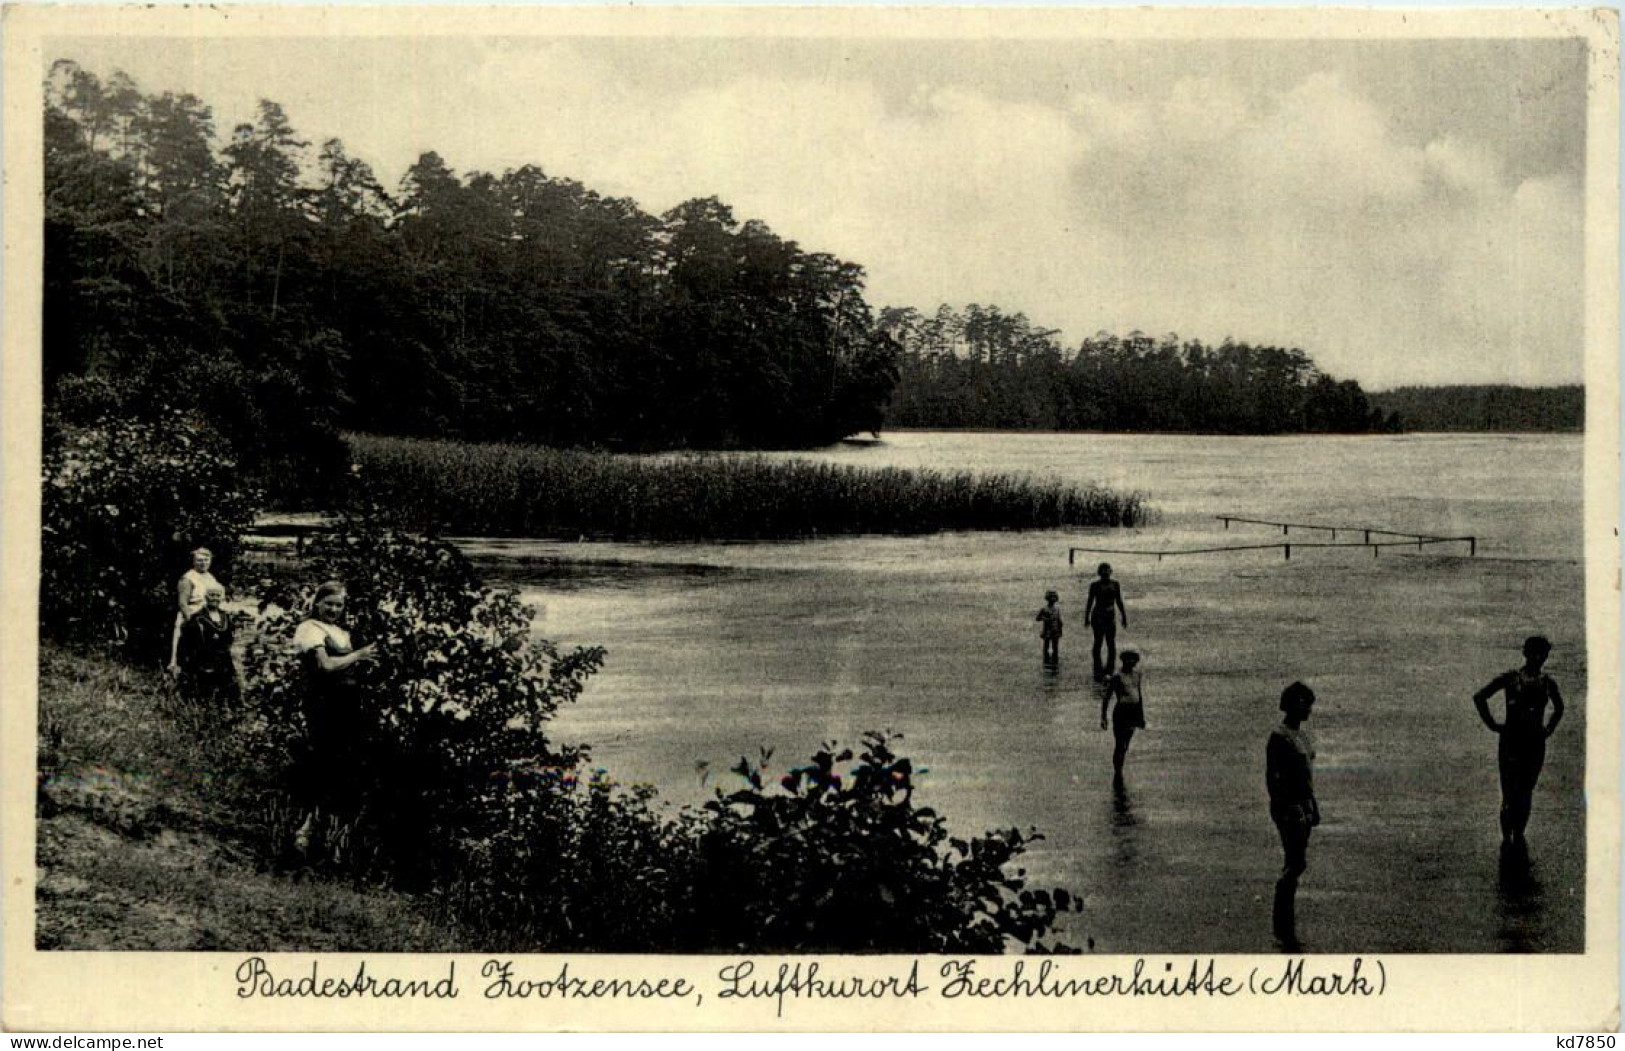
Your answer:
[168,547,221,676]
[290,580,379,857]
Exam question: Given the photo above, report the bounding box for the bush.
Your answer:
[48,343,353,511]
[241,523,604,887]
[41,415,259,659]
[243,521,1082,952]
[449,734,1082,953]
[687,732,1081,952]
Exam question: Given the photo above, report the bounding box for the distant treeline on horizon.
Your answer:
[881,306,1394,435]
[1367,385,1584,433]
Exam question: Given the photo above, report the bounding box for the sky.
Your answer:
[54,31,1591,388]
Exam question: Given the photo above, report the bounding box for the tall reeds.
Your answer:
[350,435,1147,540]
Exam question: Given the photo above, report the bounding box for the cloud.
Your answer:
[1042,71,1583,385]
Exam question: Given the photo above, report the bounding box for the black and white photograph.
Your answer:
[2,4,1618,1033]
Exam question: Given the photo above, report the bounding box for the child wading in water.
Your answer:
[1100,650,1146,782]
[1473,635,1565,849]
[1036,590,1063,666]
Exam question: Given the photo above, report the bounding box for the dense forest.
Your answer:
[881,305,1395,434]
[1368,385,1584,432]
[44,61,899,499]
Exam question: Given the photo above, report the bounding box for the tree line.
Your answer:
[44,61,899,501]
[881,305,1398,434]
[1367,385,1583,433]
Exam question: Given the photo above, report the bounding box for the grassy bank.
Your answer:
[350,434,1148,539]
[35,645,464,951]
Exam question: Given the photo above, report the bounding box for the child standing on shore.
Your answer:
[1036,590,1063,666]
[1100,650,1146,782]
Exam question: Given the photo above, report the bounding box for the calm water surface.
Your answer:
[461,432,1587,954]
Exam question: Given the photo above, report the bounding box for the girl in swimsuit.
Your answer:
[1473,636,1564,847]
[1100,650,1146,782]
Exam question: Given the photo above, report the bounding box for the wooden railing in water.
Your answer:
[1215,514,1474,553]
[1068,515,1476,564]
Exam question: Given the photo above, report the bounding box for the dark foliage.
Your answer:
[1368,385,1583,432]
[44,62,900,508]
[689,733,1081,952]
[40,416,260,659]
[241,524,603,888]
[882,306,1395,434]
[45,66,351,506]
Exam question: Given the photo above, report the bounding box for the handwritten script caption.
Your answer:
[235,955,1385,1018]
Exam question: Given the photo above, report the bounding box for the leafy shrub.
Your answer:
[241,523,605,886]
[435,732,1082,953]
[49,342,353,511]
[445,770,706,952]
[41,415,259,658]
[687,732,1081,952]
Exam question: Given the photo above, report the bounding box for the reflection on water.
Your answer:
[1495,842,1547,953]
[1108,778,1140,870]
[467,554,756,591]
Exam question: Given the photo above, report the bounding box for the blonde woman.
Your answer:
[168,547,221,676]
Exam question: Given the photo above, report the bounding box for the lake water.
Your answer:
[458,431,1587,954]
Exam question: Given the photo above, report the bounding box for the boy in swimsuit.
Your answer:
[1473,636,1565,847]
[1036,589,1063,666]
[1267,681,1318,948]
[1083,562,1128,682]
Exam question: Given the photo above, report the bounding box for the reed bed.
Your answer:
[349,435,1148,540]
